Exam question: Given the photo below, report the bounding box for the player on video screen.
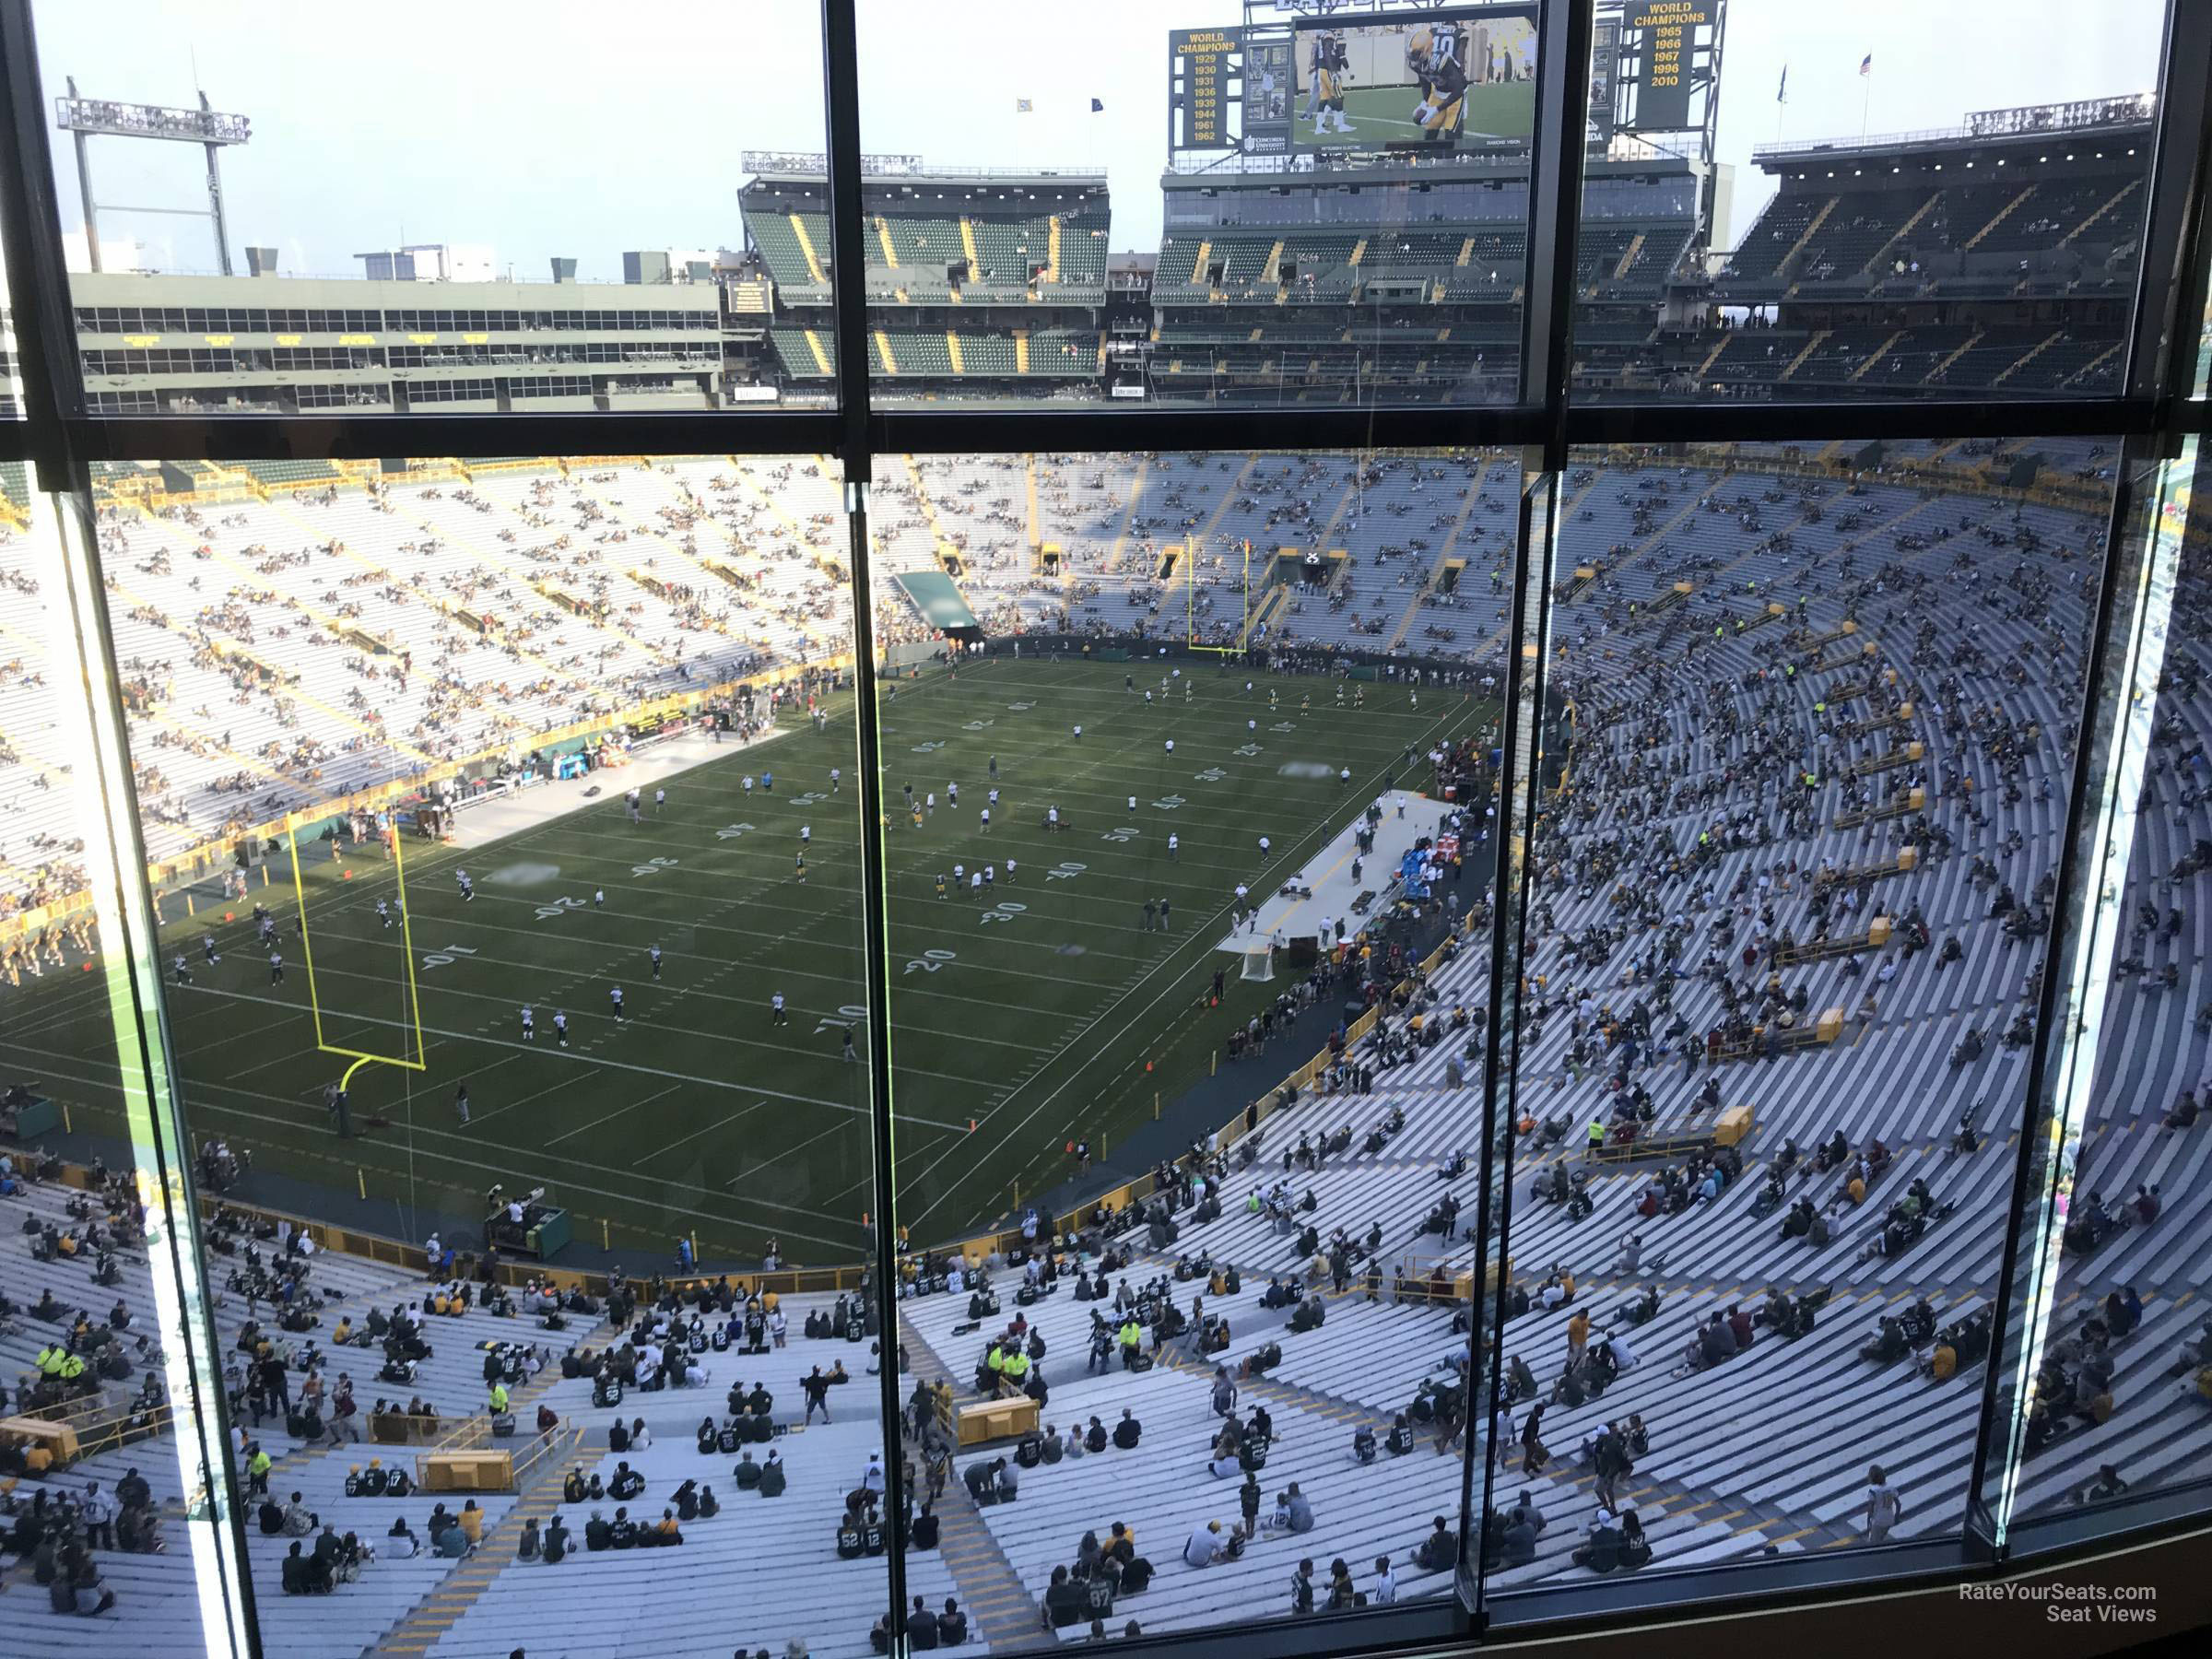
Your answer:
[1310,29,1353,135]
[1408,23,1470,144]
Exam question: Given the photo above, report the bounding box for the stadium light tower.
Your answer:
[54,77,253,275]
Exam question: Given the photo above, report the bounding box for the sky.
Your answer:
[29,0,2168,284]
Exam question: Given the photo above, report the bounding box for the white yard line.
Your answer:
[162,982,977,1132]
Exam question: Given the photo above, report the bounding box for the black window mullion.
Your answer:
[0,0,85,470]
[1520,0,1594,465]
[2124,0,2212,418]
[818,4,911,1655]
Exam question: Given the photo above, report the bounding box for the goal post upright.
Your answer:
[285,810,429,1098]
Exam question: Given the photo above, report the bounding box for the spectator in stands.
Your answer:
[2081,1464,2129,1503]
[1415,1515,1458,1573]
[279,1539,316,1595]
[938,1597,969,1644]
[1865,1466,1903,1542]
[1045,1567,1084,1628]
[1183,1520,1226,1568]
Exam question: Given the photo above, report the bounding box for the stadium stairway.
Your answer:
[369,1424,586,1656]
[1382,468,1492,653]
[934,1479,1047,1647]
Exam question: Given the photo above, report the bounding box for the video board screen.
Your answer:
[1290,4,1538,154]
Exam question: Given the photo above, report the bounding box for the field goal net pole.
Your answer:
[286,811,429,1132]
[1187,535,1254,655]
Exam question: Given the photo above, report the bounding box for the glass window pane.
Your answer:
[879,447,1507,1641]
[1575,0,2163,403]
[1471,436,2119,1597]
[35,1,827,416]
[4,481,250,1643]
[1978,436,2209,1542]
[853,2,1535,411]
[79,451,888,1653]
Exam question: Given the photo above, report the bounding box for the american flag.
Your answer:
[1859,53,1872,76]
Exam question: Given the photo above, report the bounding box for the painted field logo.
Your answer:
[1278,760,1334,780]
[485,862,559,887]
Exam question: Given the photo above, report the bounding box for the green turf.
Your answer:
[1297,81,1536,149]
[3,661,1492,1263]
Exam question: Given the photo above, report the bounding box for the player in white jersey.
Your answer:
[981,808,991,833]
[204,934,220,963]
[521,1006,535,1041]
[376,899,392,929]
[771,993,787,1026]
[553,1011,570,1048]
[1168,834,1180,861]
[172,953,192,985]
[457,870,474,901]
[268,951,285,984]
[610,986,625,1021]
[650,944,663,981]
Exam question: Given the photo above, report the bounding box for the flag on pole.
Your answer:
[1090,97,1104,112]
[1859,53,1872,76]
[1777,65,1787,103]
[1016,98,1033,112]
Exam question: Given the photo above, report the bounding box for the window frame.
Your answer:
[4,2,2212,1657]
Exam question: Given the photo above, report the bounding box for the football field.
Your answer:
[1297,80,1537,148]
[1,660,1492,1265]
